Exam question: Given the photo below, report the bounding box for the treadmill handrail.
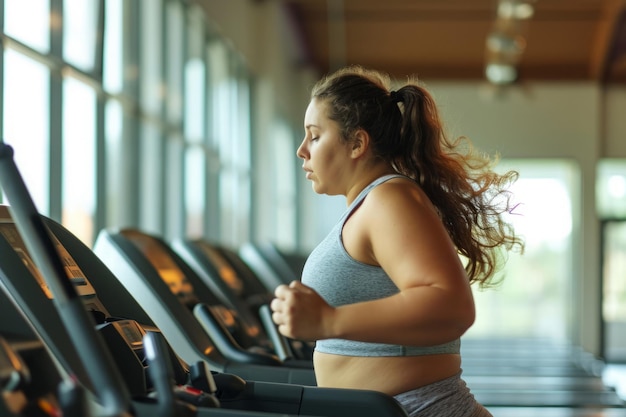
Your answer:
[0,142,132,417]
[193,303,283,366]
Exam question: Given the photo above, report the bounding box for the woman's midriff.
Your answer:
[313,351,462,396]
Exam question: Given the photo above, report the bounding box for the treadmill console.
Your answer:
[0,206,102,311]
[0,205,153,394]
[195,242,245,296]
[120,230,240,331]
[121,230,198,308]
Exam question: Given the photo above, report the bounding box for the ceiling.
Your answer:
[281,0,626,84]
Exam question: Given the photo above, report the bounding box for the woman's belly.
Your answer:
[313,351,462,396]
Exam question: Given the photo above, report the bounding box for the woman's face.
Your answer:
[296,98,353,196]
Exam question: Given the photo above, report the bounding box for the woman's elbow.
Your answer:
[456,301,476,336]
[446,298,475,338]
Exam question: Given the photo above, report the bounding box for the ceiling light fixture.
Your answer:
[486,32,527,55]
[485,63,518,85]
[498,1,535,20]
[485,0,536,85]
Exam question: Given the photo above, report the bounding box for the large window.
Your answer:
[1,50,49,212]
[63,0,100,73]
[207,41,252,246]
[184,6,207,238]
[104,99,124,227]
[4,0,50,54]
[597,159,626,219]
[62,77,96,244]
[1,0,255,247]
[601,220,626,362]
[466,160,577,342]
[598,159,626,362]
[272,120,297,248]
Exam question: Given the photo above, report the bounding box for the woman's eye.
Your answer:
[311,136,319,142]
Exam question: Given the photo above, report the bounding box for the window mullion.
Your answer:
[48,0,63,221]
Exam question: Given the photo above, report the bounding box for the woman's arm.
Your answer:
[271,181,476,346]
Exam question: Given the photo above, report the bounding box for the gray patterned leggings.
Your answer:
[393,372,492,417]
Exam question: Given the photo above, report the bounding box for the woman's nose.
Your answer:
[296,139,307,159]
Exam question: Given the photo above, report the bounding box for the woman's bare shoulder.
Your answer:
[363,177,436,217]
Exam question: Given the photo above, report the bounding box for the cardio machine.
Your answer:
[87,227,315,380]
[0,141,408,417]
[238,242,303,294]
[0,292,80,417]
[171,238,313,363]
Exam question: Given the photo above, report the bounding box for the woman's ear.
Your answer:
[350,129,370,159]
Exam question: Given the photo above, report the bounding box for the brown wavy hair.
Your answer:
[311,65,524,288]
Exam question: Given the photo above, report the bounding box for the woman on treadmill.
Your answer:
[270,65,524,417]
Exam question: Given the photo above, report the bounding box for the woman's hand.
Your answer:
[270,280,335,341]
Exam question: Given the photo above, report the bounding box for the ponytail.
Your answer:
[311,66,524,287]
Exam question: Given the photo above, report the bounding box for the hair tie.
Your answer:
[390,90,401,103]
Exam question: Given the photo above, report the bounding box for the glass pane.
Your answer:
[62,77,96,245]
[185,146,206,238]
[273,121,296,247]
[466,160,576,342]
[233,73,251,170]
[234,175,251,245]
[602,221,626,362]
[165,136,184,239]
[208,41,230,242]
[63,0,99,72]
[184,6,206,142]
[105,99,124,227]
[185,59,205,142]
[139,123,164,234]
[208,45,252,245]
[2,50,50,213]
[103,0,123,93]
[208,41,229,150]
[4,0,50,53]
[165,1,184,124]
[597,159,626,219]
[140,0,163,116]
[219,169,237,246]
[233,73,251,244]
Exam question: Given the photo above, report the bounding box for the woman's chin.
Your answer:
[311,182,324,194]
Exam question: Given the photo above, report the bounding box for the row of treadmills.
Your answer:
[0,140,624,417]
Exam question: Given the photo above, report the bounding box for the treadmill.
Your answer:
[88,227,317,383]
[0,141,409,417]
[238,242,296,294]
[0,289,84,417]
[171,238,313,362]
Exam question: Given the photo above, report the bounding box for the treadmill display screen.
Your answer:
[0,206,97,300]
[122,231,198,307]
[0,222,53,300]
[197,243,244,295]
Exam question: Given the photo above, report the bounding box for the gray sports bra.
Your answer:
[301,174,461,357]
